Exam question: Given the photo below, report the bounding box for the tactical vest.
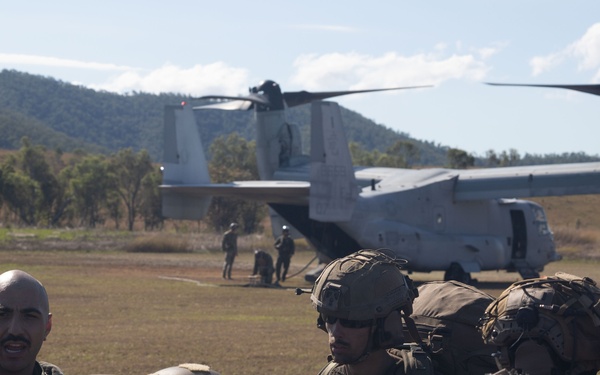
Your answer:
[317,345,434,375]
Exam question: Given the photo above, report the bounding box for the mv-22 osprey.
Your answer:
[160,80,600,283]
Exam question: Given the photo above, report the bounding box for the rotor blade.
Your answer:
[486,82,600,97]
[193,100,253,111]
[283,85,433,108]
[191,93,270,111]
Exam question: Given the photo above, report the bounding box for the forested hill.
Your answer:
[0,69,597,166]
[0,69,451,164]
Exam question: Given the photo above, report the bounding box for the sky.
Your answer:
[1,1,599,157]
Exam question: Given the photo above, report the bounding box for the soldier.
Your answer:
[252,249,274,285]
[480,272,600,375]
[274,225,295,283]
[310,248,435,375]
[0,270,63,375]
[221,222,239,280]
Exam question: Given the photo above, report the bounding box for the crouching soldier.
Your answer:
[310,248,436,375]
[480,272,600,375]
[252,249,274,285]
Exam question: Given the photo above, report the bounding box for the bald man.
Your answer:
[0,270,62,375]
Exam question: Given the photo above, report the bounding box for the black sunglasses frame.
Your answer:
[321,314,373,329]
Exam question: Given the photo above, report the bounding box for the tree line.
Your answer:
[1,134,597,234]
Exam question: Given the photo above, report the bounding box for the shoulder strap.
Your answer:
[317,358,342,375]
[390,345,434,375]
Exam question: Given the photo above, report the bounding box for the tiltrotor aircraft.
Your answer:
[160,80,600,283]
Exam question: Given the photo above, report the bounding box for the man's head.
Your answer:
[282,226,289,236]
[229,222,238,231]
[0,270,52,375]
[311,249,416,364]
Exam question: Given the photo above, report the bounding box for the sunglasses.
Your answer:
[321,314,373,329]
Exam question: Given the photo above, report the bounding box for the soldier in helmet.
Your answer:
[148,363,220,375]
[480,272,600,375]
[274,225,295,283]
[311,248,435,375]
[221,222,239,279]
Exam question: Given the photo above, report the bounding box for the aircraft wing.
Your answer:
[160,180,310,205]
[454,162,600,200]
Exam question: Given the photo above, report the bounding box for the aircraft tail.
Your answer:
[161,103,212,220]
[309,101,359,222]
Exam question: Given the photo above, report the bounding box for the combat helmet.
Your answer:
[311,248,418,350]
[148,363,220,375]
[480,272,600,375]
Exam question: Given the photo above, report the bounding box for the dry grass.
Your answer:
[0,247,599,375]
[0,194,596,374]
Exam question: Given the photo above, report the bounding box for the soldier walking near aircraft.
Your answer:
[221,222,239,279]
[274,225,295,283]
[310,248,436,375]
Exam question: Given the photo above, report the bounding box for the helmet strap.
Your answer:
[402,313,428,352]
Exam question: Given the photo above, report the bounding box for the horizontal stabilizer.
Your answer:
[161,104,212,220]
[309,101,358,222]
[160,181,309,205]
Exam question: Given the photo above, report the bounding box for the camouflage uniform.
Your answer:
[221,223,238,279]
[311,249,435,375]
[274,228,294,282]
[252,250,274,284]
[318,346,433,375]
[35,361,63,375]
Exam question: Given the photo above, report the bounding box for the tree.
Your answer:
[139,168,163,230]
[206,133,265,233]
[485,149,500,167]
[63,155,112,228]
[18,137,62,226]
[110,148,154,231]
[1,169,38,225]
[499,148,521,167]
[447,148,475,169]
[386,140,420,168]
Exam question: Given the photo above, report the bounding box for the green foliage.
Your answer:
[206,133,265,233]
[110,148,154,231]
[62,154,112,227]
[447,148,475,169]
[139,168,164,231]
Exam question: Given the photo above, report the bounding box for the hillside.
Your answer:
[0,69,451,164]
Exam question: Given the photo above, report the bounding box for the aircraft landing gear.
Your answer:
[444,263,472,284]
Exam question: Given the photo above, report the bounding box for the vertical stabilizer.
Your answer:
[161,104,211,220]
[309,101,358,222]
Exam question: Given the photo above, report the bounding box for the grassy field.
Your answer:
[0,194,597,374]
[1,245,599,375]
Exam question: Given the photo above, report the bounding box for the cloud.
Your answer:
[92,63,250,95]
[289,49,491,90]
[0,53,250,96]
[0,53,134,71]
[530,22,600,77]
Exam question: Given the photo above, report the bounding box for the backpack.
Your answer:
[407,280,498,375]
[480,272,600,373]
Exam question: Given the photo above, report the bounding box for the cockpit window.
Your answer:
[530,204,550,235]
